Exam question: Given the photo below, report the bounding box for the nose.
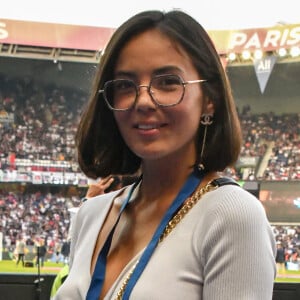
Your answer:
[137,84,152,98]
[135,84,156,110]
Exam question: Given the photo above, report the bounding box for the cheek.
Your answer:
[175,94,202,130]
[177,109,201,133]
[167,107,201,145]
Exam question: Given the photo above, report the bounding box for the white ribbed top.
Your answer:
[54,184,276,300]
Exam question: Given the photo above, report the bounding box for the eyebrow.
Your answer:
[114,71,135,79]
[114,65,183,79]
[153,66,182,76]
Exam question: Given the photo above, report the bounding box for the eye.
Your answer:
[113,80,135,93]
[152,75,182,91]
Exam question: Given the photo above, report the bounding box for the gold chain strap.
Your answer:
[114,180,218,300]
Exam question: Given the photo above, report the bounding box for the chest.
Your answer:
[91,204,168,298]
[103,212,204,300]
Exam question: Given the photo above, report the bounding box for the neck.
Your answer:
[137,159,196,208]
[138,161,219,203]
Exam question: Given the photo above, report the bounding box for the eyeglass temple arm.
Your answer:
[183,79,207,84]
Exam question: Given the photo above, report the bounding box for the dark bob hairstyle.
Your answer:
[75,10,242,179]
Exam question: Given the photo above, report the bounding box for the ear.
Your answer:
[203,98,215,115]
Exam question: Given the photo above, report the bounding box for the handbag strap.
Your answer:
[211,176,240,187]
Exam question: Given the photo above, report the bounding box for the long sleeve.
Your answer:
[198,186,276,300]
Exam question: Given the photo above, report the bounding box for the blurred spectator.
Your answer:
[35,238,47,267]
[275,243,286,274]
[15,235,26,267]
[61,239,71,265]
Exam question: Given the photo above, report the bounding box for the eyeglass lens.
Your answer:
[104,74,184,110]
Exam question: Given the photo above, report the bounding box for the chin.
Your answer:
[133,148,167,161]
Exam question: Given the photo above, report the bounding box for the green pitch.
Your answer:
[275,270,300,283]
[0,260,64,275]
[1,260,300,283]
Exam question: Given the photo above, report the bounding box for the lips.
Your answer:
[134,121,168,130]
[136,124,160,130]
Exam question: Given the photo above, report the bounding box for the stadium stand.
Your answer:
[0,72,299,182]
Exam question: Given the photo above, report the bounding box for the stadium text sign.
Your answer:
[228,26,300,52]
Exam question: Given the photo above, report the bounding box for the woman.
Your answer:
[54,10,276,299]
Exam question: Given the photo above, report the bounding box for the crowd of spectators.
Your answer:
[262,113,299,180]
[0,74,87,172]
[224,106,299,181]
[239,105,299,180]
[273,225,300,269]
[0,187,81,260]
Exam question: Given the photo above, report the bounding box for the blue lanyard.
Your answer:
[86,177,142,300]
[86,168,204,300]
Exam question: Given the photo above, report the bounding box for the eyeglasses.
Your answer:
[99,74,207,111]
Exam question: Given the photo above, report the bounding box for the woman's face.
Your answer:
[113,29,212,164]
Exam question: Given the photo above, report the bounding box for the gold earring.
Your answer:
[198,114,213,171]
